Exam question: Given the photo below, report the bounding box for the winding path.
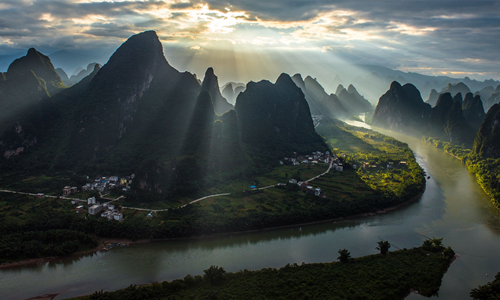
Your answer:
[0,189,87,203]
[0,159,335,213]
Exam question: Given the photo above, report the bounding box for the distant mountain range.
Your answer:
[221,82,246,105]
[291,74,372,120]
[0,31,326,200]
[0,48,65,124]
[346,65,500,104]
[3,49,498,108]
[371,80,497,150]
[2,30,499,199]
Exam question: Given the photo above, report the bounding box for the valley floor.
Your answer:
[0,121,427,266]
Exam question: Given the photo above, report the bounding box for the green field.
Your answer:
[318,121,425,200]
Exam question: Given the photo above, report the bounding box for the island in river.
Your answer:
[71,240,455,300]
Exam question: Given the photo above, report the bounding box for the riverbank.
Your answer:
[70,243,454,300]
[0,188,425,270]
[0,238,150,269]
[422,136,500,210]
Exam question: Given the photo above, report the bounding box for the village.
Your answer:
[278,150,343,198]
[279,150,344,170]
[62,174,136,221]
[280,150,409,198]
[52,152,409,221]
[74,196,124,221]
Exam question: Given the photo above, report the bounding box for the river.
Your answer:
[2,126,500,300]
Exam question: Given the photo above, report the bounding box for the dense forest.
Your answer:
[0,195,98,263]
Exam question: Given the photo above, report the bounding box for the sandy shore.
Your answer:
[0,188,425,269]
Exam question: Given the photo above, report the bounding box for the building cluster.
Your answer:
[81,174,135,193]
[288,179,324,197]
[331,155,344,172]
[63,186,78,196]
[74,197,123,221]
[281,151,333,166]
[280,151,346,172]
[361,161,407,169]
[281,151,349,198]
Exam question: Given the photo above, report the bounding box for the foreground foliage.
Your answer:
[471,272,500,300]
[0,194,98,263]
[75,242,454,300]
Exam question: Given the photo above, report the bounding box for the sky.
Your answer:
[1,0,499,86]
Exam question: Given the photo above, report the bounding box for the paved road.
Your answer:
[257,185,276,190]
[0,189,87,202]
[122,193,231,212]
[189,193,231,204]
[305,159,334,183]
[0,160,336,213]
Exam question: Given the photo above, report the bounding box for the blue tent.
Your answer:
[249,185,256,189]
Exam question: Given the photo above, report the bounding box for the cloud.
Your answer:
[0,0,499,80]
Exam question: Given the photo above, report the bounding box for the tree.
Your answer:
[443,246,455,260]
[470,272,500,300]
[422,238,444,252]
[422,239,433,251]
[430,238,443,248]
[89,289,111,300]
[376,240,391,255]
[204,265,226,286]
[338,249,351,262]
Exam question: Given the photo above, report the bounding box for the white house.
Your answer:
[89,205,103,215]
[88,197,96,205]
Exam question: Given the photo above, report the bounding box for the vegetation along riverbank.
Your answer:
[71,239,455,300]
[423,137,500,209]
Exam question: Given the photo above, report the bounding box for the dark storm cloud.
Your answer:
[199,0,499,22]
[170,2,195,9]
